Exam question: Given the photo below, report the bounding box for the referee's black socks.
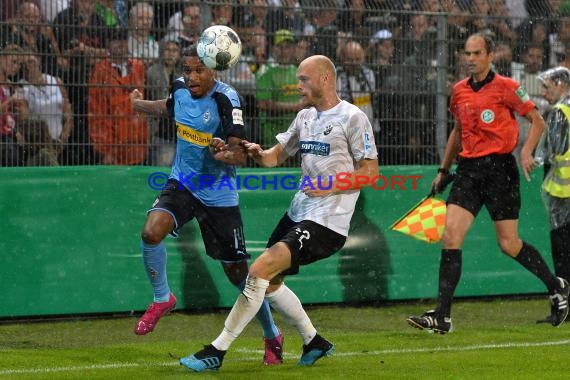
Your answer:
[515,241,559,293]
[436,249,462,318]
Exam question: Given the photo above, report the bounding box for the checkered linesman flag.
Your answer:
[390,196,447,244]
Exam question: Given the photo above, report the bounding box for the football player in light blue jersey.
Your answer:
[168,75,243,206]
[130,45,283,366]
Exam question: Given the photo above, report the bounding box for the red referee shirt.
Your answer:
[450,73,535,158]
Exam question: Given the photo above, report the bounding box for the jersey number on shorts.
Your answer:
[295,228,311,250]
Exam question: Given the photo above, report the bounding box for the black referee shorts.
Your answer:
[266,213,347,276]
[149,179,250,263]
[447,153,520,221]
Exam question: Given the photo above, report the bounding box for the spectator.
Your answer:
[488,0,518,43]
[440,0,470,65]
[39,0,69,23]
[231,6,267,71]
[0,44,26,166]
[528,0,565,18]
[211,0,235,27]
[504,0,527,30]
[361,0,401,35]
[249,0,269,28]
[492,40,514,77]
[415,0,441,28]
[14,117,59,166]
[0,44,22,137]
[417,0,440,11]
[399,13,440,164]
[234,0,270,58]
[452,47,470,81]
[518,0,564,68]
[52,0,109,165]
[256,29,302,147]
[551,17,570,68]
[95,0,127,28]
[88,28,148,165]
[511,43,548,162]
[465,0,493,37]
[512,43,547,107]
[336,40,377,132]
[514,19,548,63]
[369,29,402,164]
[235,0,269,30]
[369,29,395,87]
[337,0,372,47]
[163,2,203,49]
[295,34,310,61]
[216,12,263,141]
[146,39,181,167]
[267,0,305,39]
[16,50,73,155]
[153,1,182,39]
[302,0,341,63]
[558,42,570,70]
[5,2,65,77]
[128,2,160,64]
[397,13,434,64]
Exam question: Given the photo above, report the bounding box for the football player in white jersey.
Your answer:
[181,55,379,372]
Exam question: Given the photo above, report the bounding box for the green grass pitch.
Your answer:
[1,297,569,379]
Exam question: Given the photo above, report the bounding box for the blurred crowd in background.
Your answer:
[0,0,568,167]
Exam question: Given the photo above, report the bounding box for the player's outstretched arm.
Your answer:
[242,141,287,168]
[130,89,167,115]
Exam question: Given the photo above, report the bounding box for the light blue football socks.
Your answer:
[141,240,170,302]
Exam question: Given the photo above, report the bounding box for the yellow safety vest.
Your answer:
[544,103,570,197]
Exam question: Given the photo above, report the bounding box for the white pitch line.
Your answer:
[2,339,570,376]
[236,338,570,357]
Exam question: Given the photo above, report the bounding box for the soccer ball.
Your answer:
[197,25,242,71]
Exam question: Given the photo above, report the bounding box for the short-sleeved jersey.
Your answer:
[450,72,536,158]
[277,100,378,236]
[166,78,246,206]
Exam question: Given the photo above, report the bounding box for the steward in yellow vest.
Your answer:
[536,66,570,299]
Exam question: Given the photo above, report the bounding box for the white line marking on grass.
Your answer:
[0,362,178,376]
[1,363,140,375]
[335,339,570,356]
[235,338,570,357]
[2,339,569,376]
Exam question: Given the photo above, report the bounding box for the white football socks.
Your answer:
[265,284,316,345]
[212,275,269,351]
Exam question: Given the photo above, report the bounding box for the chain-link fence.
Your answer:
[0,0,564,167]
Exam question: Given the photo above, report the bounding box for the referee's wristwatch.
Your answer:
[437,168,449,175]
